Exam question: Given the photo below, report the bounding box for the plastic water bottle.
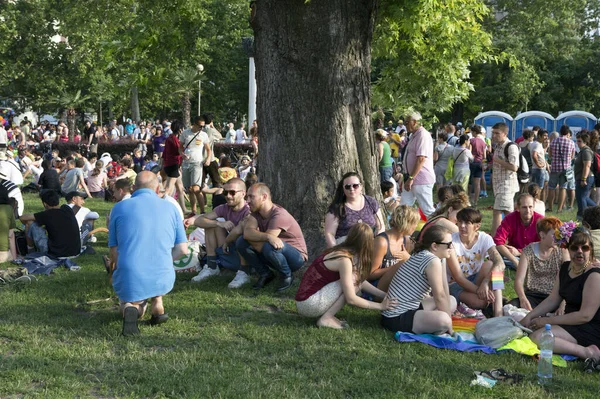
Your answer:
[537,324,554,386]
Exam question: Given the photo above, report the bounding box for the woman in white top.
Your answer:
[451,135,474,193]
[446,208,505,317]
[381,225,456,334]
[433,132,452,186]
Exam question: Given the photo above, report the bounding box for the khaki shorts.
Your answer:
[494,191,517,212]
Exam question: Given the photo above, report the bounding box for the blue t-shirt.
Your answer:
[108,189,187,302]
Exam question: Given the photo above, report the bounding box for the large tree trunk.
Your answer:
[67,109,76,141]
[182,93,191,128]
[252,0,379,258]
[131,86,140,123]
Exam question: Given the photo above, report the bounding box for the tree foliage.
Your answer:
[372,0,495,118]
[464,0,600,117]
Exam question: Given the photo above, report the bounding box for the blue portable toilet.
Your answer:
[474,111,514,140]
[555,111,597,136]
[513,111,555,141]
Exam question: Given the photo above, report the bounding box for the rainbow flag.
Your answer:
[452,316,479,333]
[491,270,505,291]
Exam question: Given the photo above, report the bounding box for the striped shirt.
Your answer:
[382,250,437,318]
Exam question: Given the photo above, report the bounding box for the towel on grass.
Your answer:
[394,332,575,367]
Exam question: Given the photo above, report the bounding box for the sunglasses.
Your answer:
[344,183,361,190]
[569,244,591,252]
[224,190,243,197]
[435,241,453,249]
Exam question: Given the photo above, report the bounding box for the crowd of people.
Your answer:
[0,111,598,371]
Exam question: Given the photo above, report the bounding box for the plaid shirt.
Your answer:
[549,136,576,173]
[492,140,519,195]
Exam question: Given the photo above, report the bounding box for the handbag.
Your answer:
[444,149,466,181]
[475,316,532,348]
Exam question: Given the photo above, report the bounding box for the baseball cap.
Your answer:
[65,191,84,202]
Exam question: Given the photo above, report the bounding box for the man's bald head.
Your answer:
[250,182,271,199]
[134,171,159,192]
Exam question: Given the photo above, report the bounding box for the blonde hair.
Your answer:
[390,205,420,235]
[324,223,374,283]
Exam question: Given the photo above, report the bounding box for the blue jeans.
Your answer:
[576,175,596,217]
[215,241,242,271]
[380,166,393,183]
[531,168,545,189]
[27,222,49,254]
[236,236,305,277]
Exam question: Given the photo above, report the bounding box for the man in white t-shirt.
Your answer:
[529,129,548,190]
[0,147,23,186]
[180,115,211,215]
[446,208,504,318]
[66,191,100,246]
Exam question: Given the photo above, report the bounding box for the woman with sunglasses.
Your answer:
[324,172,385,248]
[510,217,568,311]
[382,225,456,334]
[296,223,397,329]
[446,208,505,318]
[521,228,600,364]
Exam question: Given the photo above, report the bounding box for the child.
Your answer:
[381,181,399,214]
[528,183,545,216]
[132,149,145,173]
[144,153,160,172]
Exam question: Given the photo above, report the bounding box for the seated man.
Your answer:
[109,171,188,335]
[0,175,24,217]
[19,190,81,257]
[61,158,92,198]
[493,193,543,269]
[186,178,250,288]
[65,191,100,246]
[236,183,308,291]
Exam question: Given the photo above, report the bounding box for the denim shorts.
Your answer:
[449,273,479,300]
[548,171,567,189]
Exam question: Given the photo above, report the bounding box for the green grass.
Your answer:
[0,191,596,398]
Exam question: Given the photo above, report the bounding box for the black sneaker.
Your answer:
[122,306,140,336]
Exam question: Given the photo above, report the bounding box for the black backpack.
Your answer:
[503,142,530,184]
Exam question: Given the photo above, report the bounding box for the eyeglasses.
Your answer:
[435,241,453,249]
[224,190,243,197]
[569,244,591,252]
[344,183,361,191]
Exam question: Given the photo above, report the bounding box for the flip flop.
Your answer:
[149,313,169,326]
[122,306,140,336]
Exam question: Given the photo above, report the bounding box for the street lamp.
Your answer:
[197,64,204,116]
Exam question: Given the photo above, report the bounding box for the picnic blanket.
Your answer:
[394,332,575,367]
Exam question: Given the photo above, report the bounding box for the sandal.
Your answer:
[584,358,600,373]
[476,369,522,384]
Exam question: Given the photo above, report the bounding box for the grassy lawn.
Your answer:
[0,191,597,398]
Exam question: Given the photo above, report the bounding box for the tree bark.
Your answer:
[131,86,140,123]
[67,109,76,141]
[252,0,379,258]
[182,93,191,128]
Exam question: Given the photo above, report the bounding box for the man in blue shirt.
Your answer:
[109,171,189,336]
